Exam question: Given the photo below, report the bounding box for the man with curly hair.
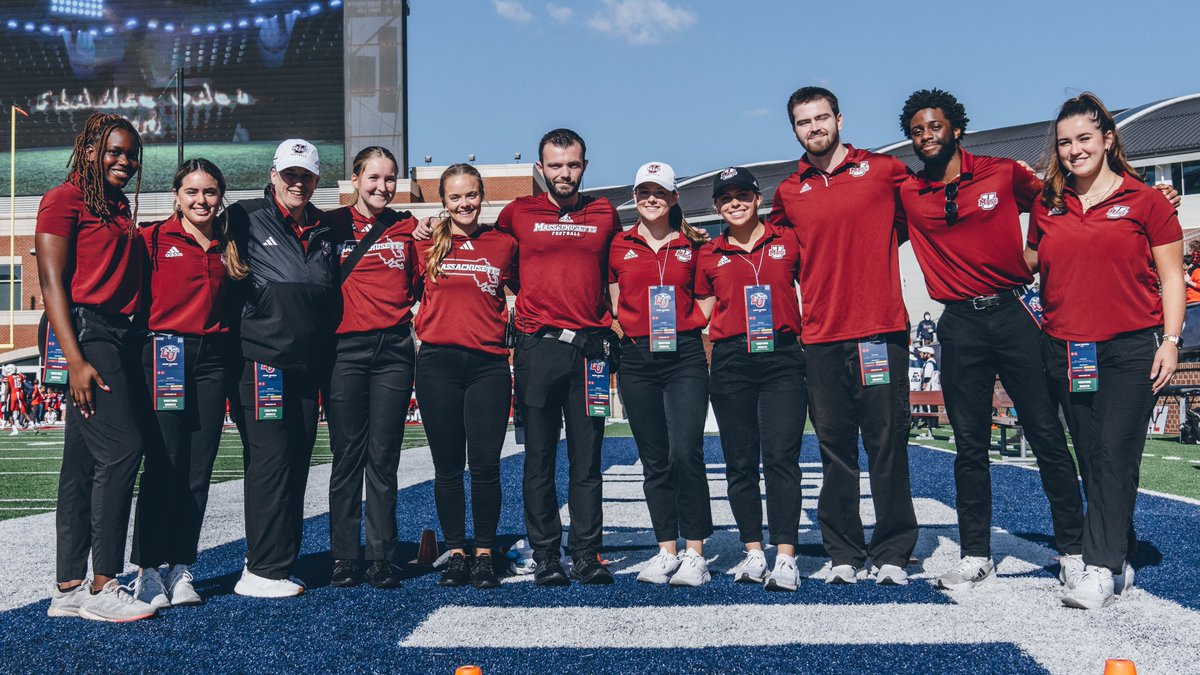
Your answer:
[897,88,1087,592]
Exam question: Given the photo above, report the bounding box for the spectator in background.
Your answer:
[1184,257,1200,305]
[914,346,938,440]
[915,312,937,345]
[1187,239,1200,268]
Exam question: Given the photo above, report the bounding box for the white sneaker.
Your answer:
[636,548,680,584]
[165,564,202,606]
[730,549,768,584]
[669,549,710,587]
[1113,562,1135,596]
[764,554,799,592]
[934,556,994,590]
[47,580,90,617]
[827,563,865,584]
[916,430,933,440]
[9,427,17,436]
[233,567,305,598]
[134,567,171,610]
[872,563,909,586]
[1062,565,1114,610]
[78,579,157,622]
[1058,554,1085,589]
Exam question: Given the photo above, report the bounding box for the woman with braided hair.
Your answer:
[37,112,156,622]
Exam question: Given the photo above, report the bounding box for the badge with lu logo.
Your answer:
[648,285,677,352]
[255,362,284,420]
[153,335,185,411]
[744,285,774,353]
[858,340,891,386]
[1020,287,1044,328]
[585,358,611,417]
[1068,342,1099,393]
[43,327,68,385]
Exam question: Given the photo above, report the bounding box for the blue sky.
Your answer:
[407,0,1200,188]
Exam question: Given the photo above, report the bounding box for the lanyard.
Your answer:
[733,237,768,285]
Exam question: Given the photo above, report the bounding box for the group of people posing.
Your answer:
[42,84,1182,623]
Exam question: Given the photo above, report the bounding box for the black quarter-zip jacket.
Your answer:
[226,187,339,370]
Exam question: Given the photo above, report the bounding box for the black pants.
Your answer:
[514,333,606,556]
[416,344,510,550]
[130,333,232,568]
[618,332,713,543]
[709,337,807,547]
[1043,329,1157,573]
[232,359,322,580]
[327,329,414,562]
[805,331,918,568]
[55,308,148,582]
[938,299,1084,557]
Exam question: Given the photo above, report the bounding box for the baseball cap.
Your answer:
[634,162,677,192]
[273,139,320,176]
[711,166,759,198]
[918,346,935,355]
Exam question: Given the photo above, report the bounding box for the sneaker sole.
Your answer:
[764,578,798,592]
[636,574,671,584]
[46,606,81,618]
[233,583,304,598]
[170,596,203,607]
[826,575,858,585]
[934,571,994,591]
[668,574,710,587]
[533,574,570,587]
[875,576,909,586]
[78,607,156,622]
[1062,593,1114,610]
[734,573,767,584]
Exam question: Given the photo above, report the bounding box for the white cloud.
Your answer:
[493,0,532,23]
[546,3,573,21]
[587,0,697,45]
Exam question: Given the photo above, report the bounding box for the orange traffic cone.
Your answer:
[414,528,439,566]
[455,667,482,675]
[1104,659,1137,675]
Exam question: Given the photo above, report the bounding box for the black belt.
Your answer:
[945,286,1025,311]
[713,330,799,345]
[526,327,604,351]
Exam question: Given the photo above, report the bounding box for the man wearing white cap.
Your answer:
[226,139,340,597]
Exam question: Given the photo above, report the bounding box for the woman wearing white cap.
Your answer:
[225,139,340,597]
[608,162,713,586]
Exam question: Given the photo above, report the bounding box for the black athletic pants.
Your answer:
[1043,328,1157,573]
[327,328,414,562]
[618,332,713,543]
[938,299,1084,557]
[416,344,510,550]
[130,333,232,568]
[232,359,322,580]
[514,332,605,557]
[55,308,148,582]
[805,331,918,569]
[709,336,807,547]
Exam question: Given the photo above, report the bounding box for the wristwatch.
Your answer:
[1163,334,1182,347]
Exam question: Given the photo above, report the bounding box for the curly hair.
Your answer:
[66,112,142,237]
[899,88,970,138]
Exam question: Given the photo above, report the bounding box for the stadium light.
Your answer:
[514,152,521,161]
[468,154,476,162]
[424,155,432,164]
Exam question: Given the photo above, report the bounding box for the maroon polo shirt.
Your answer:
[140,213,228,335]
[36,179,145,316]
[608,228,706,339]
[1029,174,1182,341]
[325,206,418,334]
[414,226,518,356]
[768,145,909,343]
[695,222,802,341]
[900,151,1041,302]
[496,193,621,333]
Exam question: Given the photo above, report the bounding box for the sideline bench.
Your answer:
[909,389,1027,458]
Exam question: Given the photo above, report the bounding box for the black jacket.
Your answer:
[227,188,338,370]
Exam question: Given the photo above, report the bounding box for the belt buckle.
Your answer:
[971,295,996,310]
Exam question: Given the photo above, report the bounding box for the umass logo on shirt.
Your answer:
[440,257,503,295]
[339,238,406,270]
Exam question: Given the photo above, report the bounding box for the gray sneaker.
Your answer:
[1058,554,1085,589]
[165,565,202,606]
[934,556,994,590]
[826,563,865,584]
[78,579,157,622]
[636,549,680,584]
[730,550,768,584]
[47,581,90,618]
[1062,565,1115,610]
[668,550,710,587]
[872,563,909,586]
[763,555,800,592]
[135,567,171,610]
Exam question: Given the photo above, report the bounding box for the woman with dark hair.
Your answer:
[1027,93,1184,610]
[324,146,418,590]
[608,162,713,587]
[130,159,245,609]
[695,167,808,592]
[414,163,517,589]
[39,112,156,621]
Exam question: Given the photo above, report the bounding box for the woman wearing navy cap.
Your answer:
[696,167,808,592]
[608,161,713,587]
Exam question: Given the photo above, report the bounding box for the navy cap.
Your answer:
[711,166,760,198]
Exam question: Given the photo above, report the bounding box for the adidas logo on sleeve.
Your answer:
[262,236,279,246]
[460,240,475,251]
[164,246,183,258]
[623,250,638,260]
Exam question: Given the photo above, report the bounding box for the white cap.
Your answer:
[634,161,676,192]
[273,139,320,176]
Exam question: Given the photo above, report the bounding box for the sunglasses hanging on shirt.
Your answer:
[944,182,959,225]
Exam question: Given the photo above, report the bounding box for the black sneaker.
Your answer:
[472,554,500,589]
[331,559,360,588]
[532,551,570,587]
[571,551,614,585]
[364,561,403,589]
[438,553,471,587]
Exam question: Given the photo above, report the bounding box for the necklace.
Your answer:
[1080,174,1120,209]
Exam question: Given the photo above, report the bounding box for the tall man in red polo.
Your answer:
[896,89,1091,590]
[499,129,622,585]
[769,87,918,585]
